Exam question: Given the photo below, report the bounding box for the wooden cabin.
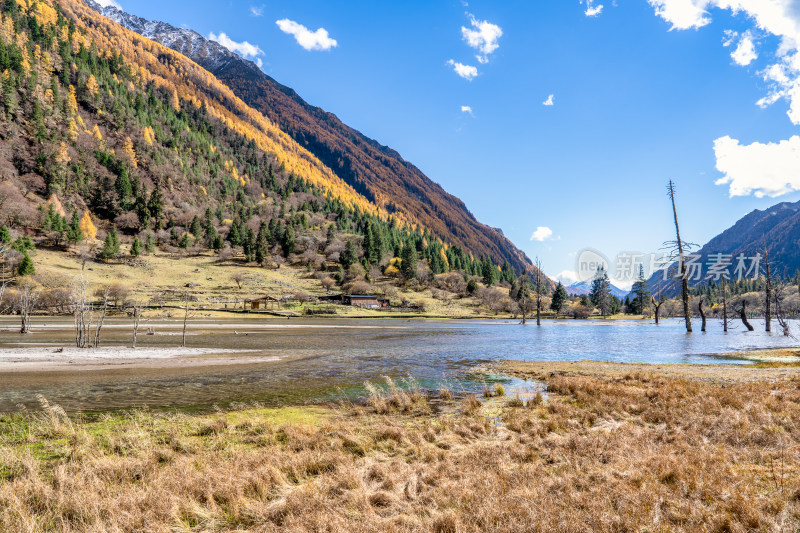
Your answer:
[244,295,281,310]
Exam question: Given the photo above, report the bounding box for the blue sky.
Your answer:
[100,0,800,286]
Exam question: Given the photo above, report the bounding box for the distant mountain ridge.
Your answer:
[565,280,629,300]
[647,199,800,294]
[87,0,536,274]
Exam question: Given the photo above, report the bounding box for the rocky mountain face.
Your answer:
[87,1,535,274]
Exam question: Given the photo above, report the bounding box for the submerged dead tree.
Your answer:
[667,180,692,333]
[130,300,146,348]
[698,298,706,332]
[652,278,668,325]
[534,257,546,326]
[740,299,755,331]
[721,276,729,333]
[182,290,191,348]
[17,279,39,334]
[763,239,772,333]
[774,283,792,336]
[72,275,92,348]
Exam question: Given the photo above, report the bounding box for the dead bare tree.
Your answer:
[773,283,792,337]
[666,180,693,333]
[17,279,39,334]
[721,276,730,333]
[533,257,546,326]
[92,287,111,348]
[763,238,772,333]
[739,299,755,331]
[72,274,92,348]
[129,299,146,348]
[651,277,669,325]
[698,297,707,332]
[182,290,191,348]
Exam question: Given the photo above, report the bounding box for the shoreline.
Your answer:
[0,346,280,372]
[492,358,800,383]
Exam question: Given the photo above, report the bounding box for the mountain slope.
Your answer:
[87,1,534,274]
[0,0,513,287]
[647,200,800,294]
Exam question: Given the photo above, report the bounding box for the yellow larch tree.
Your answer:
[85,74,98,98]
[122,136,137,168]
[79,210,97,240]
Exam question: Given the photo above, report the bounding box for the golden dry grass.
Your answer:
[28,248,491,319]
[2,369,800,532]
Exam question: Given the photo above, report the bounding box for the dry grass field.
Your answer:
[2,364,800,532]
[26,248,489,319]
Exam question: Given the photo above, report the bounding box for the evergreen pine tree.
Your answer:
[400,243,417,278]
[550,282,568,316]
[482,257,497,287]
[281,224,295,256]
[66,212,83,245]
[340,239,358,270]
[17,251,34,276]
[130,237,141,257]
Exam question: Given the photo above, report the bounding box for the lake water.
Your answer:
[0,317,797,412]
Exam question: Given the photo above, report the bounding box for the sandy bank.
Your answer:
[493,359,800,384]
[0,346,278,372]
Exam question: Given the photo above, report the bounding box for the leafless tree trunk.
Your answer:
[72,274,93,348]
[667,180,692,333]
[698,298,706,332]
[534,258,544,326]
[130,300,145,348]
[17,280,39,334]
[774,284,792,336]
[740,299,754,331]
[763,239,772,333]
[182,290,190,348]
[93,287,110,348]
[721,276,729,333]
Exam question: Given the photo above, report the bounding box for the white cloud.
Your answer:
[713,135,800,197]
[582,0,604,17]
[648,1,800,124]
[542,94,555,106]
[249,6,264,17]
[530,226,554,241]
[95,0,122,8]
[461,15,502,63]
[447,59,478,80]
[647,0,711,30]
[208,32,264,67]
[731,32,757,65]
[461,105,474,116]
[276,19,338,51]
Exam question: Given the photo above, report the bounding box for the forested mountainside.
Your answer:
[0,0,529,284]
[87,0,535,275]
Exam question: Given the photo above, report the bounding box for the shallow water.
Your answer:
[0,316,796,411]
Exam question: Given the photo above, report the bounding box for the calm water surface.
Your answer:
[0,317,796,411]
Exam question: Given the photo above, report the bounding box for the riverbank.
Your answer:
[2,365,799,531]
[493,358,800,383]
